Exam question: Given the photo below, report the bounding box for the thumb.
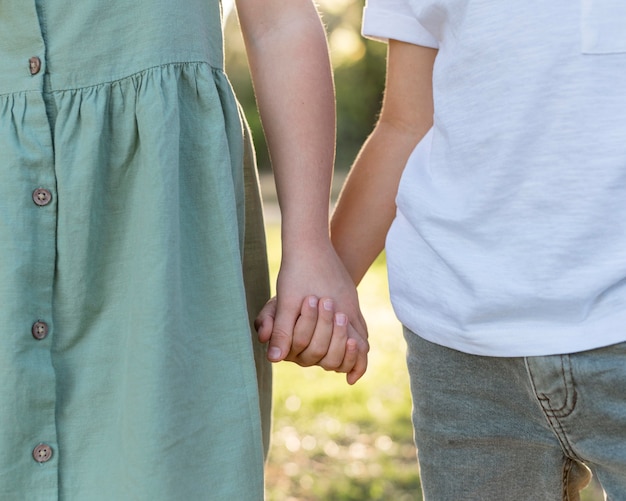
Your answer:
[266,298,298,362]
[255,297,278,343]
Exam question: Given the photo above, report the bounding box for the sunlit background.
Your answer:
[224,0,386,173]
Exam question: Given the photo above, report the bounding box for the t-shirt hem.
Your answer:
[395,302,626,357]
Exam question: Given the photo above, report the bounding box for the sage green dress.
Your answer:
[0,1,272,499]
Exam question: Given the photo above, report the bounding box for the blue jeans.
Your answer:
[404,328,626,500]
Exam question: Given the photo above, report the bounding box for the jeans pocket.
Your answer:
[581,0,626,54]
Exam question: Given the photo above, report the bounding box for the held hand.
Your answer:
[256,295,367,384]
[255,244,369,384]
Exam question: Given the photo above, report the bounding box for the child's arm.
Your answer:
[254,40,437,382]
[236,0,368,384]
[332,41,437,283]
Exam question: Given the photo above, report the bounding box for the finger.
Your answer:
[338,337,359,374]
[267,298,300,362]
[255,297,278,343]
[292,298,335,365]
[346,324,369,385]
[316,312,349,371]
[288,296,320,360]
[350,308,369,342]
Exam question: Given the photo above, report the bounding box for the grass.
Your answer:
[261,186,604,501]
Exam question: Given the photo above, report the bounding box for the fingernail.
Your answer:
[308,296,319,308]
[268,347,282,361]
[335,313,347,326]
[323,299,333,311]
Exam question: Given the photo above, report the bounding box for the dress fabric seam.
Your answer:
[0,61,225,98]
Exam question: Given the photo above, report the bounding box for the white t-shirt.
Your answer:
[363,0,626,356]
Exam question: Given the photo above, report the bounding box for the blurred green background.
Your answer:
[224,2,605,499]
[224,0,386,173]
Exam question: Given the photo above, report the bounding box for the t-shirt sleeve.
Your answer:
[362,0,439,48]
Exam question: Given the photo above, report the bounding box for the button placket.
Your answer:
[9,4,61,496]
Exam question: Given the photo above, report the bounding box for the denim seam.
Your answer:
[539,356,577,418]
[562,459,575,501]
[525,356,584,462]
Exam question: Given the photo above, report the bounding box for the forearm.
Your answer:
[239,0,369,380]
[332,41,437,285]
[237,1,335,253]
[331,122,423,285]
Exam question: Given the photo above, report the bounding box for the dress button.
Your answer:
[32,188,52,206]
[29,56,42,75]
[32,321,49,340]
[32,444,53,463]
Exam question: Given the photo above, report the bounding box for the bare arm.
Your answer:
[236,0,334,243]
[237,0,368,383]
[331,41,437,284]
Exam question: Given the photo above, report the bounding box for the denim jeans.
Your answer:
[404,328,626,501]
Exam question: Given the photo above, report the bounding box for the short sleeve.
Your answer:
[362,0,439,48]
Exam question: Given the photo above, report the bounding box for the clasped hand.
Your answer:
[255,245,369,385]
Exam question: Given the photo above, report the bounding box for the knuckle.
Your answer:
[290,337,309,354]
[303,345,326,362]
[271,327,292,343]
[325,360,344,372]
[293,355,315,368]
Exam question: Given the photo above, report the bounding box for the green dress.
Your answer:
[0,0,272,499]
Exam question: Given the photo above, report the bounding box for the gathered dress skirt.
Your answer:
[0,0,271,499]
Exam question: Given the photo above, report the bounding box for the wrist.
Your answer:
[280,210,332,250]
[281,229,333,258]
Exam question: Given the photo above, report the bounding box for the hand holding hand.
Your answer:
[255,243,369,384]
